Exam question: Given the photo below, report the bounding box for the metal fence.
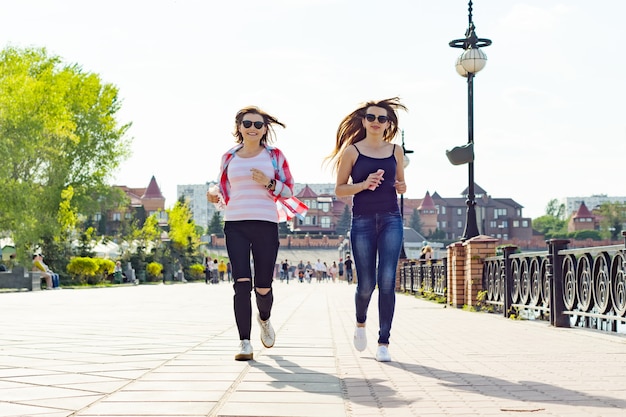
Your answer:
[398,259,447,297]
[483,237,626,333]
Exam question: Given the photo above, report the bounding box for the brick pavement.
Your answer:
[1,281,625,416]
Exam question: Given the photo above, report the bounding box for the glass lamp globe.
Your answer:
[403,154,410,168]
[455,55,468,77]
[460,48,487,73]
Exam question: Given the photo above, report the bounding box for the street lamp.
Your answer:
[400,129,414,225]
[449,0,491,241]
[399,129,414,259]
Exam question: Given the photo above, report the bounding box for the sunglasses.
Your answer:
[242,120,265,129]
[365,114,390,123]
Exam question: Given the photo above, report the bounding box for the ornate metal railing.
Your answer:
[483,235,626,332]
[399,259,447,297]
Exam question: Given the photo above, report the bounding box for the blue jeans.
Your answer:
[51,273,60,288]
[350,212,403,345]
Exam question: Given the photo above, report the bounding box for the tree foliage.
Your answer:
[166,200,201,274]
[0,46,131,261]
[208,211,223,235]
[545,199,566,219]
[597,201,626,240]
[409,208,423,235]
[532,199,567,238]
[336,205,351,237]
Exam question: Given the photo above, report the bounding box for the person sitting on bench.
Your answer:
[32,254,59,289]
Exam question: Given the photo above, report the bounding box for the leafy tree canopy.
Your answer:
[335,205,351,237]
[409,208,423,235]
[0,46,131,261]
[532,199,567,238]
[597,201,626,240]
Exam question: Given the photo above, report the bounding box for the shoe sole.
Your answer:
[235,353,253,361]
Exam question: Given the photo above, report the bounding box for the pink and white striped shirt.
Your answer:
[215,144,308,222]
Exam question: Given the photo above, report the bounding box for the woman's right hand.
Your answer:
[363,169,385,191]
[207,192,219,203]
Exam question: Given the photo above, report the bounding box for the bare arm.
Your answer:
[334,145,384,197]
[394,144,407,195]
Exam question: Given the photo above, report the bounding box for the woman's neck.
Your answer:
[361,135,386,148]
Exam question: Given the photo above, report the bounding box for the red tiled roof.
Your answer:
[418,191,436,210]
[573,202,594,218]
[296,185,318,198]
[142,176,164,199]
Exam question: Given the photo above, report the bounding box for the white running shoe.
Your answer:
[353,326,367,352]
[235,339,253,361]
[376,345,391,362]
[257,315,275,348]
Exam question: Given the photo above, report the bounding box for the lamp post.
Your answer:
[449,0,491,241]
[399,130,414,259]
[400,129,414,225]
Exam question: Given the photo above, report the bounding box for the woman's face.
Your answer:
[238,113,267,142]
[361,106,390,135]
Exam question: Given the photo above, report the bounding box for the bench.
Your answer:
[0,266,43,291]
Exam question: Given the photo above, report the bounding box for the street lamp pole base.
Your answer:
[461,201,480,241]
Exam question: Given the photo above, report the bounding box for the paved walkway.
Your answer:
[1,281,625,417]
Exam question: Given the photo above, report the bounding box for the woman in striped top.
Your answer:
[208,106,294,361]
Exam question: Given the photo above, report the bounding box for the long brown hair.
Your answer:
[325,97,407,172]
[232,106,286,145]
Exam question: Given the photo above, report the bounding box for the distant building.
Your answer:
[568,202,598,233]
[429,184,532,241]
[176,181,533,240]
[104,176,167,235]
[562,194,626,217]
[293,184,348,233]
[177,183,217,230]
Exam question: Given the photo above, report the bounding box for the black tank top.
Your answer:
[351,144,400,215]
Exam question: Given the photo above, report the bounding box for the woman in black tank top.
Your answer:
[325,97,408,363]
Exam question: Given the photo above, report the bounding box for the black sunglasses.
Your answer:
[242,120,265,129]
[365,114,390,123]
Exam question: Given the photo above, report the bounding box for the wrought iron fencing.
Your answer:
[483,237,626,333]
[399,259,447,297]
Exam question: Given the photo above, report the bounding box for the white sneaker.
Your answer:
[376,345,391,362]
[257,315,275,348]
[353,326,367,352]
[235,339,253,361]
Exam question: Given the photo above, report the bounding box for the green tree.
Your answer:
[532,199,567,238]
[208,211,223,235]
[545,198,566,219]
[167,200,201,271]
[571,230,602,241]
[0,46,131,261]
[336,205,351,236]
[409,208,423,235]
[597,201,626,240]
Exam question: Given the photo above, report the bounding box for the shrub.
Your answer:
[146,262,163,281]
[67,256,100,284]
[96,259,116,278]
[189,263,205,279]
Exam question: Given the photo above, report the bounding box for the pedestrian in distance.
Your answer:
[329,261,338,283]
[281,259,290,284]
[344,255,353,284]
[203,256,212,284]
[207,105,307,361]
[338,258,344,281]
[326,97,408,363]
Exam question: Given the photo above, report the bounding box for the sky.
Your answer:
[1,0,624,220]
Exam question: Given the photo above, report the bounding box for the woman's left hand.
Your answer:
[394,180,406,194]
